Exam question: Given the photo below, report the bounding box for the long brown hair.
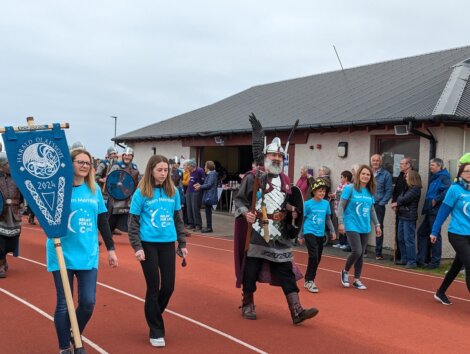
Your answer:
[406,170,422,188]
[138,154,175,198]
[70,149,96,194]
[353,164,376,195]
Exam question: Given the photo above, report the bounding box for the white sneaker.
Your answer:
[341,270,350,287]
[353,280,367,290]
[332,244,342,248]
[150,337,166,347]
[307,282,319,293]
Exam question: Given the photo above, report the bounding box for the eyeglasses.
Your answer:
[74,160,92,167]
[462,170,470,174]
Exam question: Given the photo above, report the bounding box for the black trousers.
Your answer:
[438,232,470,294]
[0,235,19,259]
[108,213,129,233]
[243,256,299,295]
[304,234,324,282]
[140,241,176,338]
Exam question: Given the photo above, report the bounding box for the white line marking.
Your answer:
[15,256,268,354]
[185,243,469,301]
[0,287,108,353]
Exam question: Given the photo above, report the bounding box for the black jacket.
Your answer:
[397,186,421,221]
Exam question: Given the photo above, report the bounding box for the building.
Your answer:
[116,46,470,257]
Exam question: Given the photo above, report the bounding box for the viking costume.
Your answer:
[107,147,140,233]
[234,114,318,325]
[95,146,119,196]
[0,153,23,278]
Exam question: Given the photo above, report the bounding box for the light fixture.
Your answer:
[337,142,348,158]
[214,136,224,145]
[394,125,409,135]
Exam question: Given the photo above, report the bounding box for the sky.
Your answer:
[1,0,470,157]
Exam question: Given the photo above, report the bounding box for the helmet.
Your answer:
[122,147,134,156]
[459,152,470,164]
[70,141,86,151]
[311,178,328,192]
[0,152,8,166]
[107,146,118,155]
[264,137,285,157]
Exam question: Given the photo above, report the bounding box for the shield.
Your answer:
[0,190,3,215]
[285,185,304,239]
[106,170,136,200]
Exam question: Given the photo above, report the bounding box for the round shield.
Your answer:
[0,190,4,215]
[106,170,136,201]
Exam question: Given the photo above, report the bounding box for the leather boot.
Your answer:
[286,292,318,325]
[240,292,256,320]
[0,258,7,278]
[28,214,36,225]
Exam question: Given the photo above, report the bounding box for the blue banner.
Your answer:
[2,124,73,238]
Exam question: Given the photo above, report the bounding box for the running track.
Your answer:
[1,221,469,353]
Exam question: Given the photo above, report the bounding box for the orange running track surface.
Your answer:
[1,221,469,354]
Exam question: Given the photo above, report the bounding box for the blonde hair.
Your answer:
[138,155,175,198]
[70,149,96,194]
[406,170,422,188]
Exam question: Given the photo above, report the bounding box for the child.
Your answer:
[331,171,353,250]
[391,170,422,269]
[299,178,336,292]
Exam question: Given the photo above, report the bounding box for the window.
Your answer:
[375,136,420,179]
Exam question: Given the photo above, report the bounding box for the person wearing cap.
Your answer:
[337,165,381,290]
[95,146,118,193]
[298,178,336,293]
[234,136,318,325]
[460,152,470,165]
[0,152,23,278]
[107,147,140,234]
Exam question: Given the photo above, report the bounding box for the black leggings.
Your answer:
[304,234,324,282]
[140,241,176,339]
[438,232,470,294]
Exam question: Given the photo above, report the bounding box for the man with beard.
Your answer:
[234,137,318,325]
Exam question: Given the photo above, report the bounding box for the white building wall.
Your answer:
[293,126,465,258]
[127,140,189,172]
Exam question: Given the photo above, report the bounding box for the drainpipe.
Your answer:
[408,122,437,161]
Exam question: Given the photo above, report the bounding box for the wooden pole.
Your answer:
[54,238,84,350]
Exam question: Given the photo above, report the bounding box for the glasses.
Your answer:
[74,160,92,167]
[462,170,470,174]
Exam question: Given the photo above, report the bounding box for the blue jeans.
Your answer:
[417,214,441,266]
[398,219,417,265]
[52,268,97,350]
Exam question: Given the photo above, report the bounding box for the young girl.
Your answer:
[128,155,188,348]
[392,170,422,269]
[430,162,470,305]
[337,165,381,290]
[299,178,336,293]
[47,149,118,354]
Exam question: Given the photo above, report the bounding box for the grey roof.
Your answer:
[117,46,470,142]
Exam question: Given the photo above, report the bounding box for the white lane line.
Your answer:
[0,287,108,353]
[186,244,470,302]
[188,239,466,282]
[15,256,268,354]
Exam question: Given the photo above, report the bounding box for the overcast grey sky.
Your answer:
[1,0,469,157]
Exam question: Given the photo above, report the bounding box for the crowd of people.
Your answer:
[1,138,469,352]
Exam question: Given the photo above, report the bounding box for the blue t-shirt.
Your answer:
[130,187,181,243]
[303,198,331,237]
[341,184,375,234]
[442,184,470,235]
[46,183,107,272]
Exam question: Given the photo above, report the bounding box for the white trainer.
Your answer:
[150,337,166,347]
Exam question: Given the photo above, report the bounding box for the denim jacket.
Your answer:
[374,167,393,206]
[200,170,219,205]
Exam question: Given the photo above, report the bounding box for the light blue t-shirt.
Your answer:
[130,187,181,243]
[443,184,470,235]
[46,183,107,272]
[341,184,375,234]
[303,198,331,237]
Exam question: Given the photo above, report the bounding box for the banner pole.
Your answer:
[54,238,85,351]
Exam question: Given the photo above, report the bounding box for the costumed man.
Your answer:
[0,152,23,278]
[234,114,318,325]
[95,146,119,193]
[107,147,140,234]
[170,156,186,221]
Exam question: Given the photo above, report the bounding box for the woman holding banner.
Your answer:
[46,148,118,354]
[128,154,188,348]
